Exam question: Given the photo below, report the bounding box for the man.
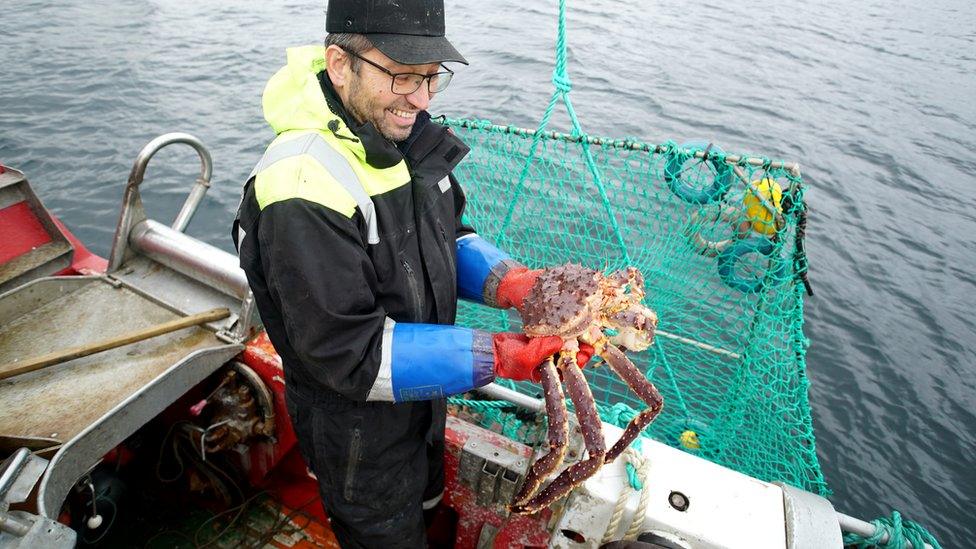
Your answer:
[233,1,589,546]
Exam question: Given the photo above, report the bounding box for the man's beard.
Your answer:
[346,75,412,142]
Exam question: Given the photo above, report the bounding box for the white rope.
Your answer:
[601,476,630,545]
[600,447,652,544]
[625,450,652,540]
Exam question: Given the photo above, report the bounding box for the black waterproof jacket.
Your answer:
[234,46,474,407]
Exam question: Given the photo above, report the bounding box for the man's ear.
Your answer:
[325,45,350,88]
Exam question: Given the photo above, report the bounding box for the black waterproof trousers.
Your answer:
[285,386,445,549]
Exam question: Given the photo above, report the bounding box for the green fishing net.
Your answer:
[441,116,826,496]
[438,0,826,498]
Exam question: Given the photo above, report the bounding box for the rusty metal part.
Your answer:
[200,367,275,454]
[228,361,275,437]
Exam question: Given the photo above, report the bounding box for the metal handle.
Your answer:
[0,448,33,536]
[125,132,213,233]
[110,133,214,272]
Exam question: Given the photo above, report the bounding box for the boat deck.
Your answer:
[0,276,218,448]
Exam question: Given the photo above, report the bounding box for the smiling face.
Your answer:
[326,45,441,142]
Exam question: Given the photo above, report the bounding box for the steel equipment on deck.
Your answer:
[0,135,252,547]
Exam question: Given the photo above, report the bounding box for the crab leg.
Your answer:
[511,351,606,514]
[510,356,569,508]
[601,343,664,462]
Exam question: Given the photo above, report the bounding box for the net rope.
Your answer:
[843,511,943,549]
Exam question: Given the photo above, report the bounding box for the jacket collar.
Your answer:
[318,72,416,170]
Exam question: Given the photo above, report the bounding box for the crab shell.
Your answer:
[521,264,658,351]
[520,264,602,339]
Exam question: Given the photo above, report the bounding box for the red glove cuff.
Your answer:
[495,267,542,310]
[493,333,596,382]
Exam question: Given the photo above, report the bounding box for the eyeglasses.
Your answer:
[340,46,454,95]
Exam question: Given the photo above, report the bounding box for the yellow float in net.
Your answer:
[744,178,784,236]
[680,430,701,450]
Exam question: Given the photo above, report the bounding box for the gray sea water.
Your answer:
[1,0,974,546]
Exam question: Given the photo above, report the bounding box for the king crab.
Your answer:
[509,263,663,514]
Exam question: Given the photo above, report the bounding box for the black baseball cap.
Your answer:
[326,0,468,65]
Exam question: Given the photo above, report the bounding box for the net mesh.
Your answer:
[441,117,828,496]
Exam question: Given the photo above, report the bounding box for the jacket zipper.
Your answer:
[344,428,362,501]
[436,220,454,269]
[400,258,423,322]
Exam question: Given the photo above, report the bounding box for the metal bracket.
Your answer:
[776,482,844,548]
[1,449,46,509]
[458,438,529,509]
[0,449,76,547]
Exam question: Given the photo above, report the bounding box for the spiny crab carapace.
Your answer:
[509,263,663,515]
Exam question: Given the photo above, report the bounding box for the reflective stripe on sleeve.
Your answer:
[250,132,380,244]
[365,317,397,402]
